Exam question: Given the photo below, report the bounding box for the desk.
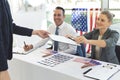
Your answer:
[8,47,120,80]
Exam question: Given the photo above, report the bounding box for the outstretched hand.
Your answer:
[32,30,49,38]
[74,36,87,44]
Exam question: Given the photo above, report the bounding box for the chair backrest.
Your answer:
[76,43,86,57]
[115,45,120,63]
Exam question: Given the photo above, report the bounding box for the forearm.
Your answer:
[86,40,106,47]
[33,38,50,49]
[32,30,39,35]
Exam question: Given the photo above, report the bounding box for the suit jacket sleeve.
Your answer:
[12,23,33,36]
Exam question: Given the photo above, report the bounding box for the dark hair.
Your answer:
[101,10,115,22]
[55,6,65,15]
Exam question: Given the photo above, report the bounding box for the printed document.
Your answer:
[84,65,120,80]
[48,34,80,46]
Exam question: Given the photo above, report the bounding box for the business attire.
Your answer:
[84,28,119,64]
[34,22,77,54]
[0,0,33,71]
[110,23,120,63]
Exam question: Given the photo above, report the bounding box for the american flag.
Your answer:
[71,8,88,32]
[71,8,101,54]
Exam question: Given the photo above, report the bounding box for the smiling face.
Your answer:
[95,14,112,30]
[53,9,65,26]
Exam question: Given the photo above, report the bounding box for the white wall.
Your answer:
[110,23,120,46]
[8,0,47,48]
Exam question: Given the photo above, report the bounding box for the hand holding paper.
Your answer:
[48,34,80,46]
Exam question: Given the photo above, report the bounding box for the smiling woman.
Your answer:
[74,10,119,64]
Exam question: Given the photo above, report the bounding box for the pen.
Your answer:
[68,37,75,41]
[83,68,92,74]
[24,41,27,47]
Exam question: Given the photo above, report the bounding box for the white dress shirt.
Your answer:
[34,22,77,54]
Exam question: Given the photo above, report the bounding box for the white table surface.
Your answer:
[8,47,120,80]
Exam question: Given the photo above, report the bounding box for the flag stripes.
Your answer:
[71,8,101,54]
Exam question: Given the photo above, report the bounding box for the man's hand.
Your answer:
[23,44,33,51]
[32,30,49,38]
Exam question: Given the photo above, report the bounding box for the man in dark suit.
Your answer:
[0,0,48,80]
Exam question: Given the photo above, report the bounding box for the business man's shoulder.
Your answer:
[64,22,74,29]
[63,22,71,26]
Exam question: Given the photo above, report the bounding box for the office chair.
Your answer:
[115,45,120,63]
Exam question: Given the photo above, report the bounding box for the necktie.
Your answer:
[54,27,59,51]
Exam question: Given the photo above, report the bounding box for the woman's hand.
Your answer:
[74,36,88,44]
[65,34,75,41]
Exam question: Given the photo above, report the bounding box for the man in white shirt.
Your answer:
[24,6,77,54]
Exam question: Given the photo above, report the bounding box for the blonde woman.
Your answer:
[74,10,119,64]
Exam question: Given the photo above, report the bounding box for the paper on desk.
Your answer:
[48,34,80,46]
[84,65,120,80]
[13,47,35,55]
